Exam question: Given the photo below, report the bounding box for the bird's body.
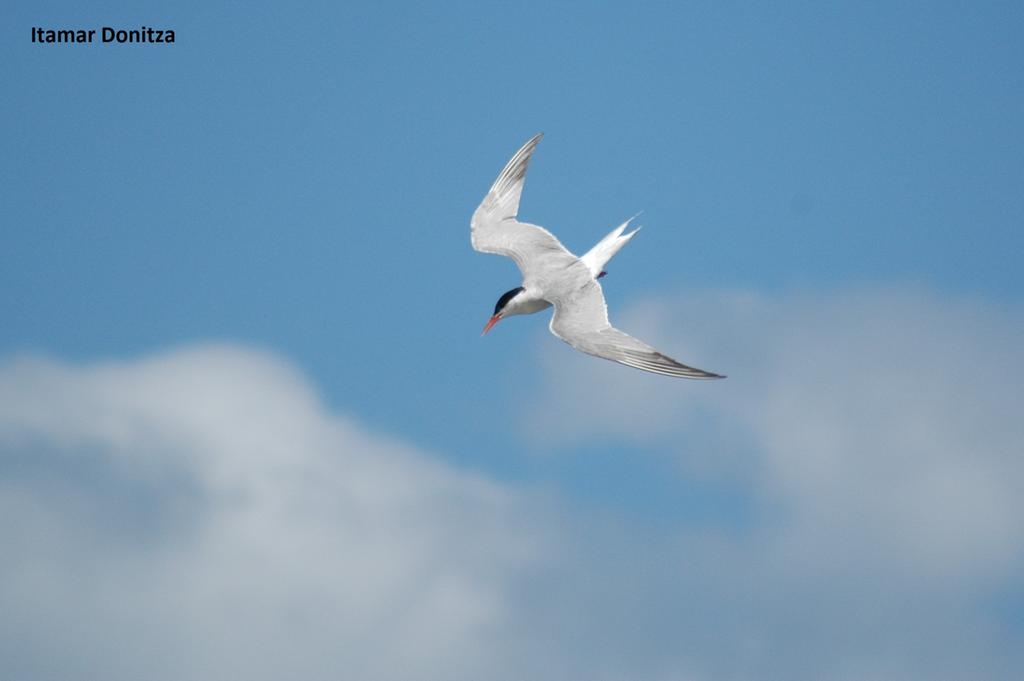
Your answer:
[471,133,724,380]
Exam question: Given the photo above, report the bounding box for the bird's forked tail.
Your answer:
[580,214,642,279]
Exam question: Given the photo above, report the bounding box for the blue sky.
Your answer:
[2,2,1024,679]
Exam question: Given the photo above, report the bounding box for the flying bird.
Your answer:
[471,133,724,379]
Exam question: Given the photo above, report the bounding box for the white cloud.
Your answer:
[523,286,1024,678]
[0,345,545,681]
[527,287,1024,581]
[2,288,1023,681]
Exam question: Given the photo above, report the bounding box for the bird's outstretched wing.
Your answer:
[471,133,578,284]
[548,278,725,379]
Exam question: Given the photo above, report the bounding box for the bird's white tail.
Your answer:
[580,214,642,278]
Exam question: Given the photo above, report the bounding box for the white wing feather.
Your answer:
[470,133,578,285]
[549,279,724,379]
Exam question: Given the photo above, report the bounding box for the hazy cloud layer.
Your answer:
[1,287,1022,680]
[0,347,547,681]
[526,286,1024,678]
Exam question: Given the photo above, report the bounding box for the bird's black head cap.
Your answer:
[494,287,525,315]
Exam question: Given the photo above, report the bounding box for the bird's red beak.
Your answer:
[481,314,501,336]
